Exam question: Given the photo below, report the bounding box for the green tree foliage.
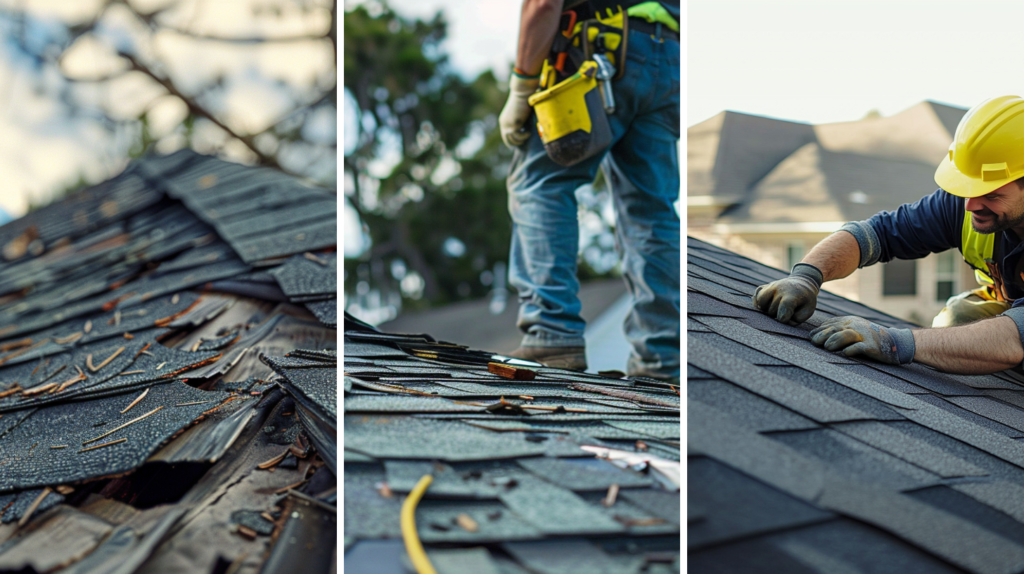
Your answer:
[344,2,514,311]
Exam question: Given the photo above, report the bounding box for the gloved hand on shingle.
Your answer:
[810,315,916,365]
[752,263,822,325]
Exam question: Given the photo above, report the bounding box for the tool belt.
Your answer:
[629,18,679,42]
[550,7,629,83]
[527,7,629,166]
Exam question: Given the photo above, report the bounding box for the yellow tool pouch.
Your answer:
[528,60,612,167]
[526,6,628,166]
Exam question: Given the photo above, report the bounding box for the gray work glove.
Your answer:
[810,316,916,365]
[499,74,539,148]
[752,263,823,325]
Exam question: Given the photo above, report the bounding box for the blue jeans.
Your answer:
[507,27,680,379]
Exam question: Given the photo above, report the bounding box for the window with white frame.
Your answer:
[935,250,956,302]
[786,242,805,271]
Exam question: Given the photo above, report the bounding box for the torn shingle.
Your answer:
[0,150,336,572]
[305,300,337,328]
[0,487,65,524]
[0,381,238,492]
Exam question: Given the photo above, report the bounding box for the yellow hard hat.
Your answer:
[935,95,1024,198]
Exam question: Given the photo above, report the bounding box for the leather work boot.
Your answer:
[507,346,587,371]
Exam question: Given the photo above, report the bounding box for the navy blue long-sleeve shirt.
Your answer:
[849,188,1024,308]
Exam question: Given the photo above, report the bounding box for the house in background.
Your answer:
[688,100,977,325]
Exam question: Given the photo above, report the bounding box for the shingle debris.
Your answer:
[0,150,336,573]
[344,311,679,571]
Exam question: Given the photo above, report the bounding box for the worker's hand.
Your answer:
[500,74,539,148]
[810,316,916,365]
[752,263,822,325]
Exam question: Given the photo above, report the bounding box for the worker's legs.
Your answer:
[602,31,680,379]
[507,129,603,350]
[932,287,1010,327]
[507,27,678,371]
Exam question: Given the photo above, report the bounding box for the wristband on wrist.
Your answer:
[791,263,824,290]
[512,67,540,80]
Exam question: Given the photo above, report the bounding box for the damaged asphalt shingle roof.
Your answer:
[344,312,681,573]
[0,149,337,573]
[687,235,1024,574]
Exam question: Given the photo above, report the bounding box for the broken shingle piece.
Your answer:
[345,416,547,462]
[488,362,537,381]
[0,381,234,492]
[497,476,623,536]
[305,300,337,328]
[263,352,336,422]
[234,219,336,264]
[516,456,653,491]
[268,252,337,300]
[0,487,65,524]
[230,509,275,536]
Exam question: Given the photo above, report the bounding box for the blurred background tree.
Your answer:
[0,0,336,216]
[344,1,618,324]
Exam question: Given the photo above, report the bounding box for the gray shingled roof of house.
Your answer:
[718,143,940,225]
[691,101,968,221]
[688,111,816,202]
[688,235,1024,574]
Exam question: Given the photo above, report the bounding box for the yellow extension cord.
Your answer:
[401,474,437,574]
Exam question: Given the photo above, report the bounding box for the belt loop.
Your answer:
[655,22,662,43]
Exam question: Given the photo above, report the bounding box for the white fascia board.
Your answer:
[687,195,740,207]
[712,222,847,234]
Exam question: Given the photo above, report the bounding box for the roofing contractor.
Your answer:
[499,0,681,380]
[754,96,1024,374]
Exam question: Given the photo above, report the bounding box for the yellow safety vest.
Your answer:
[961,210,997,287]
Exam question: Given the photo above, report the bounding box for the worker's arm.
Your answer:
[800,229,860,282]
[755,189,964,325]
[811,314,1024,375]
[514,0,563,76]
[752,230,860,324]
[499,0,562,148]
[912,316,1023,373]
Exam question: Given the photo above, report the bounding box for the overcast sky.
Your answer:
[353,0,1024,129]
[690,0,1024,126]
[0,0,332,218]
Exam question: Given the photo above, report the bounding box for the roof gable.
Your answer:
[688,111,816,203]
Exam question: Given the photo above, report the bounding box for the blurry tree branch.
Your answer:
[0,0,337,190]
[158,28,331,43]
[118,51,281,169]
